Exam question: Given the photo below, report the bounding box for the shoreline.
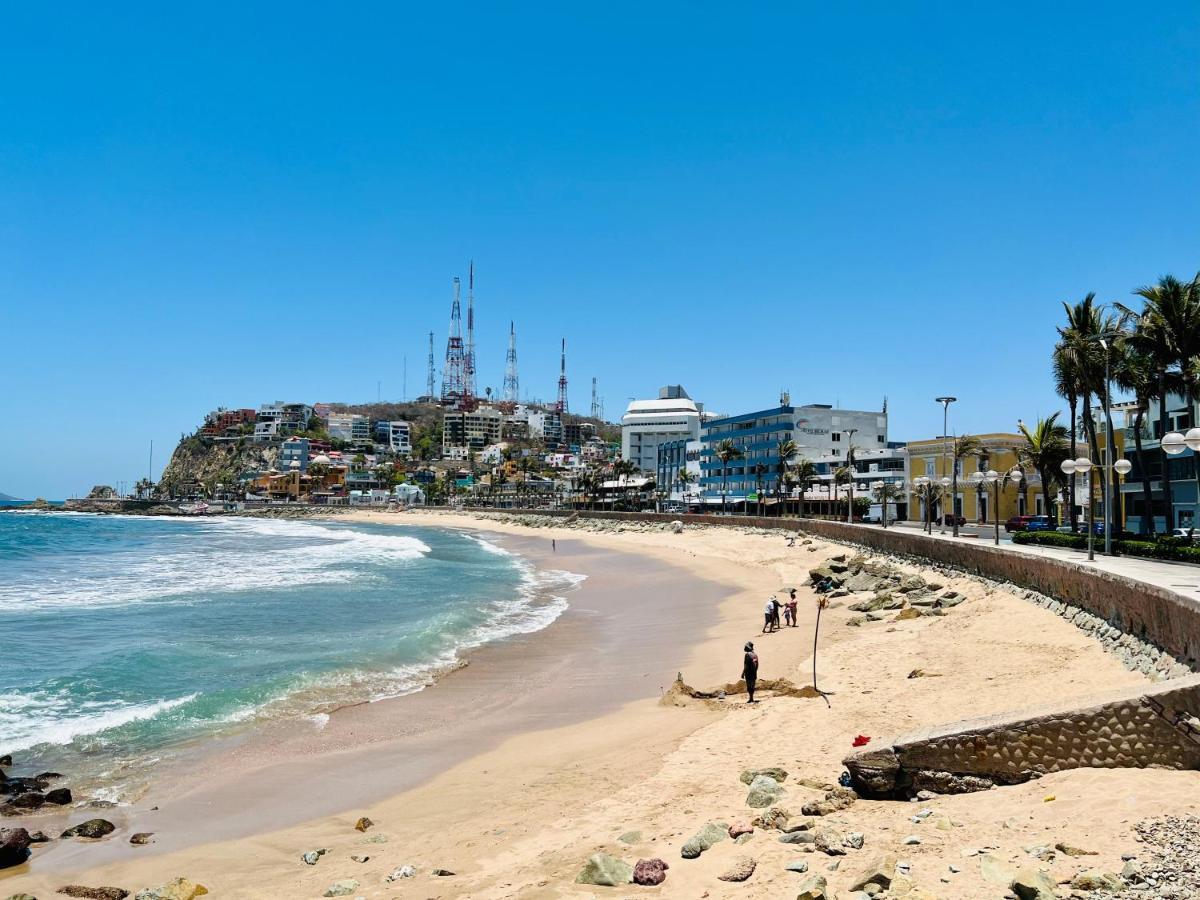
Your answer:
[4,509,1198,899]
[2,514,743,878]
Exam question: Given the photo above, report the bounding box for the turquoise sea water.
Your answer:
[0,512,579,798]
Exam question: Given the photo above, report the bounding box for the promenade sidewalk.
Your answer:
[882,520,1200,602]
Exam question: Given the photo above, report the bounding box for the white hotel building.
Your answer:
[620,385,704,473]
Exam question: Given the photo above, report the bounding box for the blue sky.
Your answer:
[3,3,1198,498]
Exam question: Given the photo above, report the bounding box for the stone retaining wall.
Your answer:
[465,508,1200,671]
[844,675,1200,797]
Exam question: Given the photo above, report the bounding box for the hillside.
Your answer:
[0,491,23,502]
[158,435,279,497]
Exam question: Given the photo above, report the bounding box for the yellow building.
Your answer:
[905,433,1047,526]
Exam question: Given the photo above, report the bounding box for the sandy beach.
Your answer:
[4,509,1199,899]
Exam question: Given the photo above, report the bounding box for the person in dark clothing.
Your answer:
[771,596,782,631]
[742,641,759,703]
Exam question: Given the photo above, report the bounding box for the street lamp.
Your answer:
[970,467,1024,545]
[1061,455,1132,559]
[1160,427,1200,533]
[935,396,957,533]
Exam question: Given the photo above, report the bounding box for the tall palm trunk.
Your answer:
[1158,375,1174,530]
[1132,407,1153,534]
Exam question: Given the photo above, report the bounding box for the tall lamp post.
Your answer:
[935,396,957,533]
[970,466,1024,545]
[1160,427,1200,533]
[1060,455,1133,559]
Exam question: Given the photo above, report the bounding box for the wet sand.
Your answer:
[9,529,733,874]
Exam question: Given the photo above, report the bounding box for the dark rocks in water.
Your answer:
[632,858,669,886]
[86,801,116,810]
[129,833,155,846]
[0,826,32,869]
[29,831,52,843]
[1,777,48,796]
[44,789,72,806]
[57,888,131,900]
[0,755,11,767]
[61,819,115,840]
[37,773,64,781]
[11,793,45,810]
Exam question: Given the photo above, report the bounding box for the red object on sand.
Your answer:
[852,735,871,747]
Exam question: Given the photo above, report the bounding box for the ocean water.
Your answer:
[0,512,580,798]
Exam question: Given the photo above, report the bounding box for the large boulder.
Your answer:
[574,853,633,886]
[632,858,669,886]
[848,854,898,891]
[813,826,845,856]
[801,786,857,816]
[681,821,728,858]
[745,774,785,808]
[10,793,44,809]
[131,880,207,900]
[1011,868,1057,900]
[0,827,31,869]
[739,767,788,785]
[61,820,115,840]
[44,788,72,806]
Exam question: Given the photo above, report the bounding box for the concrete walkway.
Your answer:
[878,520,1200,602]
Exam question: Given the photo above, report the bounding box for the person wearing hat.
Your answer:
[742,641,759,704]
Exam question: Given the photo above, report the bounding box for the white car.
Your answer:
[1171,528,1199,543]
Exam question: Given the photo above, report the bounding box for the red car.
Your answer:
[1005,514,1037,533]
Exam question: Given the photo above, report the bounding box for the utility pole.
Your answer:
[503,321,519,403]
[441,277,467,405]
[591,377,601,420]
[555,338,569,414]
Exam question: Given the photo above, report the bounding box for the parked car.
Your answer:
[1005,514,1037,533]
[941,514,966,526]
[1025,516,1053,532]
[1170,527,1200,543]
[1076,521,1106,536]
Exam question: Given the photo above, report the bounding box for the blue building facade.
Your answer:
[1120,394,1199,532]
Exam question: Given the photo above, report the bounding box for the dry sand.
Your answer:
[4,508,1198,899]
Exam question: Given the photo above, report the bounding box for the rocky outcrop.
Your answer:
[58,888,130,900]
[131,880,207,900]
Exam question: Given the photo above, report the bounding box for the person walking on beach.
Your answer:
[742,641,759,703]
[787,588,799,627]
[771,595,782,631]
[762,597,774,633]
[552,538,556,552]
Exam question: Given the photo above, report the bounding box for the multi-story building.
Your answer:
[327,413,372,445]
[279,437,311,473]
[564,421,596,448]
[905,433,1047,525]
[1118,394,1196,532]
[202,408,256,436]
[254,401,313,442]
[699,400,888,505]
[621,385,703,474]
[657,438,703,505]
[443,407,504,455]
[381,421,412,456]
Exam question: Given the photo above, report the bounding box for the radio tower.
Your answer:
[590,377,601,419]
[502,321,519,403]
[555,338,569,414]
[425,331,435,399]
[464,261,477,404]
[440,277,467,405]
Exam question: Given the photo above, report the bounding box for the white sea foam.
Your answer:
[0,517,431,611]
[0,691,198,753]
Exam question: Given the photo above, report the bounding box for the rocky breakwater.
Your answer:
[808,553,965,628]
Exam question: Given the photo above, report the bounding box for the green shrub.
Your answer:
[1013,530,1200,563]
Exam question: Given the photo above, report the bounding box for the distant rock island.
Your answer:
[0,491,24,502]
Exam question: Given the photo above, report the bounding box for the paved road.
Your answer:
[875,520,1200,603]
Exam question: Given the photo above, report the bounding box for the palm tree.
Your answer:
[1118,274,1200,531]
[872,481,904,528]
[714,438,743,515]
[1111,334,1158,533]
[914,480,943,530]
[1052,346,1081,529]
[833,466,852,519]
[775,439,798,510]
[753,463,767,517]
[949,434,982,537]
[1016,415,1069,523]
[676,466,696,510]
[791,457,817,518]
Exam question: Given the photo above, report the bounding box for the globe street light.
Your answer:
[1061,455,1131,559]
[1161,427,1200,533]
[970,467,1023,545]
